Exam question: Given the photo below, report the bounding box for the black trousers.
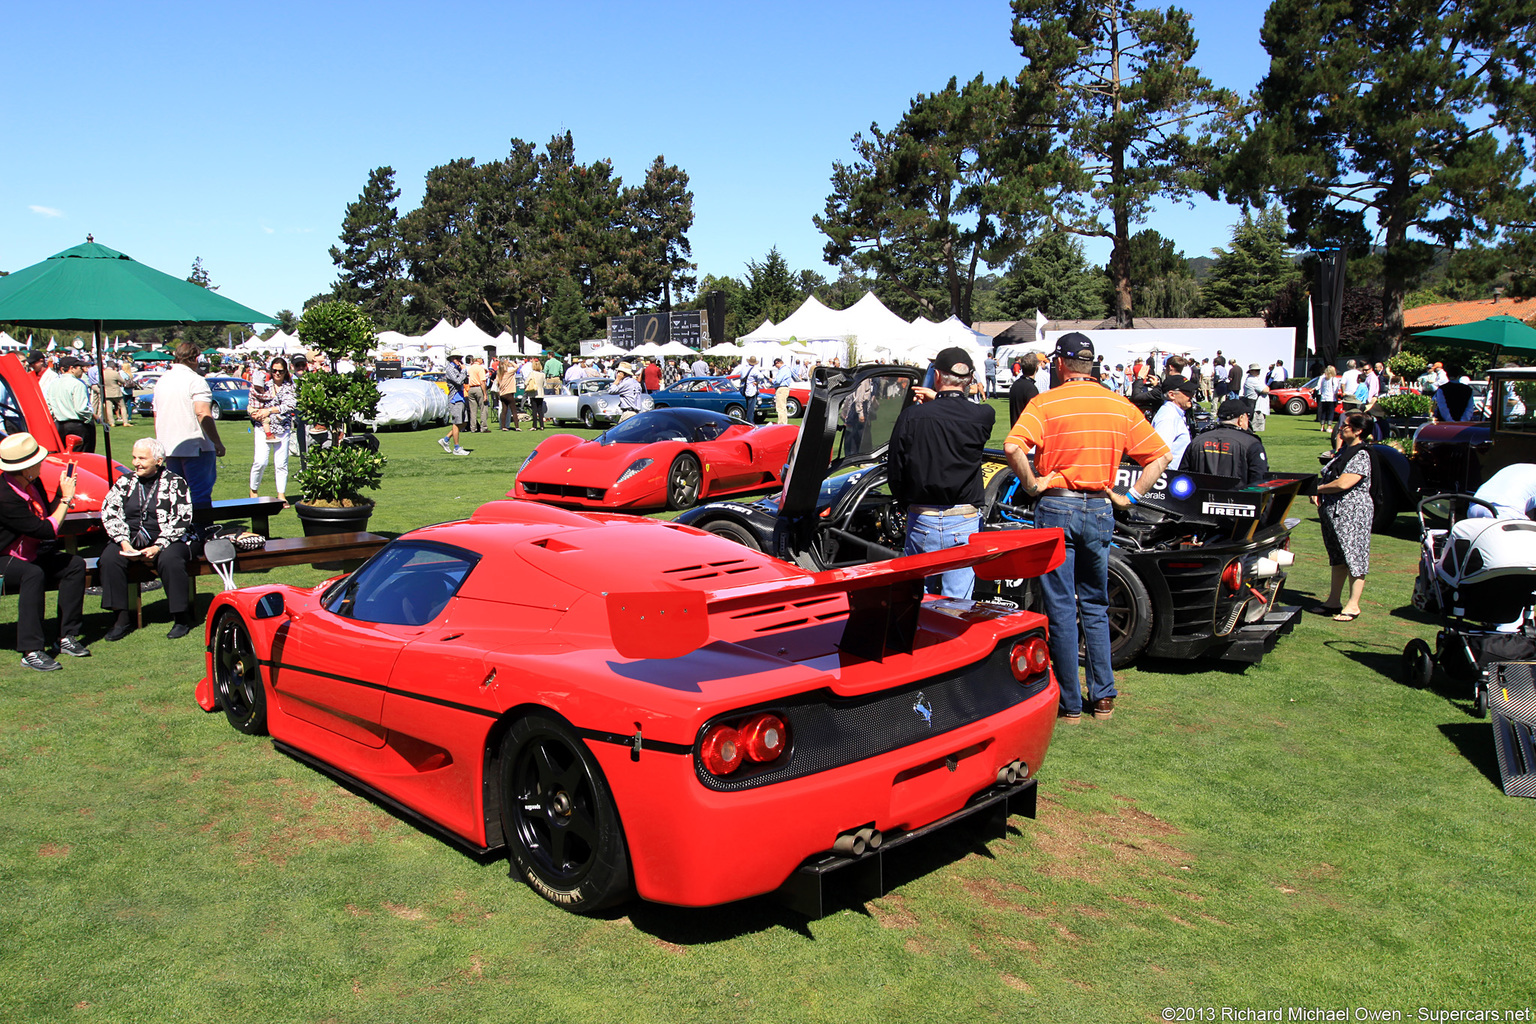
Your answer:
[528,396,545,429]
[55,419,96,454]
[99,541,192,615]
[3,549,86,653]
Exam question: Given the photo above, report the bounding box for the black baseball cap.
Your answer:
[1218,397,1254,420]
[1162,374,1197,397]
[933,347,975,377]
[57,355,85,369]
[1052,332,1094,360]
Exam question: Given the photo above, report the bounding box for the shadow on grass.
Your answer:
[1324,637,1403,680]
[1438,721,1504,791]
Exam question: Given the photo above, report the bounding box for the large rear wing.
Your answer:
[608,527,1064,662]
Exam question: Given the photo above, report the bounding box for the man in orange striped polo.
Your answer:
[1003,333,1171,723]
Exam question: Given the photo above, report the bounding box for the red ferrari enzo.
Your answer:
[196,499,1064,914]
[0,352,124,515]
[510,407,800,511]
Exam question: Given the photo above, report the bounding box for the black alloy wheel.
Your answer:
[702,518,763,551]
[666,453,703,510]
[500,713,630,913]
[214,612,268,735]
[1106,557,1154,669]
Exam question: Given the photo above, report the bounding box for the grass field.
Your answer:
[2,407,1533,1023]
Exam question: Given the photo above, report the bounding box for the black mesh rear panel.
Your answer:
[696,636,1050,791]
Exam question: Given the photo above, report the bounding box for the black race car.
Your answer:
[676,365,1314,668]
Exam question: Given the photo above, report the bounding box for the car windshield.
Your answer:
[322,541,478,626]
[598,407,732,446]
[210,379,246,391]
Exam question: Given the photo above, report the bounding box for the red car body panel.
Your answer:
[510,416,800,511]
[196,500,1064,909]
[0,352,124,514]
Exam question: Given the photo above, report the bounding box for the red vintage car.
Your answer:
[1270,376,1320,415]
[0,352,124,514]
[510,407,800,511]
[196,499,1064,914]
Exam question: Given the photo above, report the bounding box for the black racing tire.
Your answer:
[1402,638,1434,689]
[1285,397,1309,416]
[702,518,762,551]
[785,397,803,419]
[666,453,703,510]
[580,407,596,429]
[213,611,267,736]
[1107,556,1153,669]
[499,712,631,914]
[724,403,747,421]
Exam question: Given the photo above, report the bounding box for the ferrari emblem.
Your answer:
[913,693,933,727]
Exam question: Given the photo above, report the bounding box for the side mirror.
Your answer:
[254,593,286,619]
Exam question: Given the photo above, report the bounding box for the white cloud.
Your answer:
[261,225,274,234]
[29,205,63,218]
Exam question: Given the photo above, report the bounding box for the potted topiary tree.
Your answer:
[292,301,387,536]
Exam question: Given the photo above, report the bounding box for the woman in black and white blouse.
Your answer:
[100,437,195,640]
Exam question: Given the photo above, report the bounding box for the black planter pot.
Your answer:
[293,500,375,537]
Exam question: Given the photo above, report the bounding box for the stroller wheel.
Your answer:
[1474,682,1489,719]
[1402,638,1434,689]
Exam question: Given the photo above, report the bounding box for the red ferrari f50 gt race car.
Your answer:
[196,499,1064,914]
[0,352,124,514]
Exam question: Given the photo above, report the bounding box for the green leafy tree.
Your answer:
[1011,0,1236,327]
[1224,0,1536,352]
[541,274,592,355]
[1200,209,1300,317]
[737,247,802,329]
[629,156,696,311]
[330,166,408,332]
[1117,229,1201,317]
[180,258,220,348]
[817,74,1022,323]
[995,230,1109,320]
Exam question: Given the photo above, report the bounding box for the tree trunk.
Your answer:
[1381,194,1408,357]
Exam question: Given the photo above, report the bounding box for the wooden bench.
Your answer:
[81,532,390,627]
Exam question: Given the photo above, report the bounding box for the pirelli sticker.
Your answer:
[1201,499,1257,518]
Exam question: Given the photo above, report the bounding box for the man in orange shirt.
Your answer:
[1004,333,1170,723]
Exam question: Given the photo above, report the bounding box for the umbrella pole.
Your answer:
[94,320,113,473]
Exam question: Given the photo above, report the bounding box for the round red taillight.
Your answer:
[700,724,743,775]
[1221,560,1243,593]
[738,714,788,763]
[1011,638,1052,680]
[1026,637,1050,674]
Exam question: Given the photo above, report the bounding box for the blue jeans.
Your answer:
[167,450,217,509]
[1034,495,1116,715]
[904,511,980,599]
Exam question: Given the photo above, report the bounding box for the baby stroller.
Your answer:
[1402,493,1536,716]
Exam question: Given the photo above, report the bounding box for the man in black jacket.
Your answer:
[0,433,88,671]
[887,347,996,599]
[1180,398,1269,486]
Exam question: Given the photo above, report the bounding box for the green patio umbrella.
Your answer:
[1411,314,1536,354]
[0,238,275,467]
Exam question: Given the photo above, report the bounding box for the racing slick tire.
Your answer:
[213,612,268,736]
[1285,396,1309,415]
[499,712,632,914]
[700,518,762,552]
[1402,638,1434,689]
[1107,555,1153,669]
[666,453,704,511]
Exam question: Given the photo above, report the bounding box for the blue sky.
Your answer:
[3,0,1271,321]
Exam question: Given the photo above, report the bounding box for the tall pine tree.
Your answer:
[1200,209,1300,318]
[1226,0,1536,352]
[330,167,407,331]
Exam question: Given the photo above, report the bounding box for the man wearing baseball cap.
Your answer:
[1004,332,1171,722]
[0,432,89,670]
[46,356,95,453]
[1152,374,1198,468]
[886,347,995,599]
[1181,397,1268,485]
[439,353,470,455]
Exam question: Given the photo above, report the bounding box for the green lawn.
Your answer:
[2,407,1532,1023]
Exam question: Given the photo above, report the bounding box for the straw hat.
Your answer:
[0,432,48,472]
[615,361,637,378]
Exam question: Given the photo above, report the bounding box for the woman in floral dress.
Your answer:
[1313,411,1373,621]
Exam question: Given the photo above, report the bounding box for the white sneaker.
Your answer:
[437,436,452,452]
[452,446,470,455]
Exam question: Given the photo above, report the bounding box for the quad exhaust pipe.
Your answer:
[996,759,1027,785]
